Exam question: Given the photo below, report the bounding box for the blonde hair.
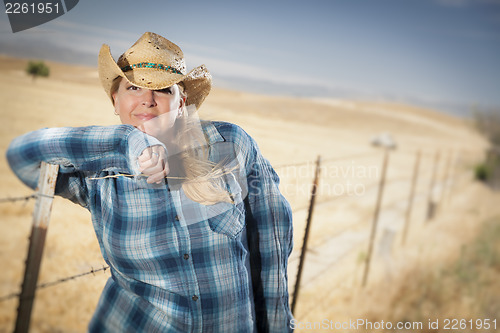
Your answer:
[111,77,232,205]
[110,77,121,106]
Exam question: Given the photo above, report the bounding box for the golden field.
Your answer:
[0,55,499,332]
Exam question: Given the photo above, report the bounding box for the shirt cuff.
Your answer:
[125,127,166,175]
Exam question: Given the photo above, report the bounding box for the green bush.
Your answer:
[473,109,500,186]
[26,61,50,80]
[475,163,491,182]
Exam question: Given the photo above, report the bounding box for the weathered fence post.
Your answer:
[426,150,440,221]
[438,150,453,211]
[291,155,321,314]
[362,148,390,287]
[486,147,500,190]
[401,150,421,246]
[15,162,59,333]
[445,150,460,205]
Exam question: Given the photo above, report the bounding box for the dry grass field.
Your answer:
[0,55,499,332]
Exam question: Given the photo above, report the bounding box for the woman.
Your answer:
[7,32,293,332]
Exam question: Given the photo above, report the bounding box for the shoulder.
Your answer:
[202,120,256,148]
[201,120,260,168]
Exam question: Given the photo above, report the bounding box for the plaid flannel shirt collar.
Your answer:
[202,121,225,145]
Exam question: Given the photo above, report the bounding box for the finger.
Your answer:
[138,147,152,162]
[138,145,167,175]
[141,157,169,176]
[140,155,162,173]
[150,146,166,160]
[138,154,160,172]
[138,145,165,162]
[144,159,170,182]
[146,169,169,184]
[139,149,165,172]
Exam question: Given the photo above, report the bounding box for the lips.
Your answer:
[133,113,158,121]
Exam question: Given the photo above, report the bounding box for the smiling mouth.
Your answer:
[134,113,158,121]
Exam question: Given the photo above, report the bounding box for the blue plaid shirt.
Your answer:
[7,121,294,332]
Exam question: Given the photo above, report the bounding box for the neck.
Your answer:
[156,126,180,155]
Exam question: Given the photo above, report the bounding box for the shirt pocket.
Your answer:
[206,175,245,239]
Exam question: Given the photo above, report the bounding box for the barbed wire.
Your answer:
[288,162,468,278]
[273,160,312,170]
[0,265,110,303]
[290,168,476,319]
[321,150,382,164]
[0,146,485,315]
[0,193,57,205]
[274,150,382,171]
[0,147,479,205]
[289,183,433,261]
[290,172,421,214]
[294,175,473,319]
[0,194,36,204]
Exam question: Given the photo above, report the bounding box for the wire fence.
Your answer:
[0,195,36,204]
[0,266,109,303]
[285,147,486,317]
[0,146,489,330]
[295,170,476,320]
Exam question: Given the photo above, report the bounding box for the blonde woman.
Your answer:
[7,32,293,332]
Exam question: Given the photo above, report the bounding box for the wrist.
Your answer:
[125,127,166,175]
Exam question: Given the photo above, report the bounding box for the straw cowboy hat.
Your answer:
[98,32,212,109]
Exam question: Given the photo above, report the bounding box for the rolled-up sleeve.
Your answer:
[6,125,164,207]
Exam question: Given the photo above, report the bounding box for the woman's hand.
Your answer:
[138,145,169,184]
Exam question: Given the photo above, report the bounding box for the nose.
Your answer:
[142,89,157,107]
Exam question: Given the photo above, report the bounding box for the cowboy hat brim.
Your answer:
[98,44,212,110]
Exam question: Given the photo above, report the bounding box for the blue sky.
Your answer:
[1,0,499,116]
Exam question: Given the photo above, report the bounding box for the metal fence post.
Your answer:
[426,150,440,221]
[362,148,390,287]
[445,150,460,205]
[291,155,321,314]
[15,162,59,333]
[401,150,421,246]
[438,150,453,211]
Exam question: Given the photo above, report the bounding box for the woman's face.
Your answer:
[112,79,184,138]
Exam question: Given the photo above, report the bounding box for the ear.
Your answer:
[177,97,187,118]
[179,95,186,109]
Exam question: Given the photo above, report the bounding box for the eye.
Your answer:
[157,87,173,94]
[126,85,140,91]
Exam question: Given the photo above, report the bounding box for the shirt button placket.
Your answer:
[169,199,202,332]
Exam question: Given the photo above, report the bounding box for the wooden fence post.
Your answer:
[445,150,460,205]
[486,147,500,190]
[362,148,390,287]
[426,150,440,222]
[15,162,59,333]
[401,150,421,246]
[438,150,453,211]
[291,155,321,314]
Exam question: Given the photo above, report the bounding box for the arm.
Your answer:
[244,136,294,332]
[6,125,164,206]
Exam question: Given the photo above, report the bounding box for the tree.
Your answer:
[26,61,50,81]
